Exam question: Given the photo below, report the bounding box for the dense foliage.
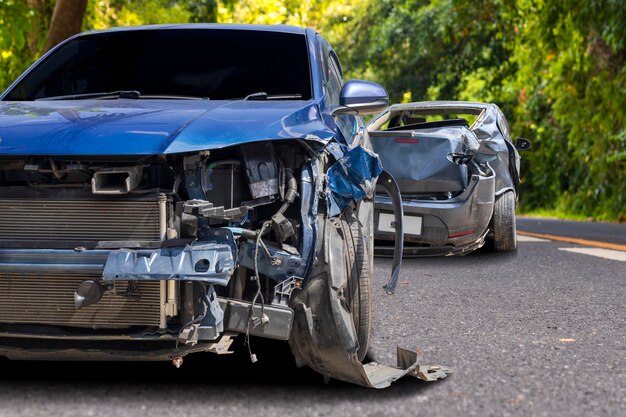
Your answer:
[0,0,624,220]
[509,0,626,220]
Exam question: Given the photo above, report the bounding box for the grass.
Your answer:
[517,208,624,223]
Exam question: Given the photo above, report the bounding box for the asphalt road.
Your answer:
[0,218,624,417]
[517,216,626,245]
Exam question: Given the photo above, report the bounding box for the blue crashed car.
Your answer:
[0,25,444,387]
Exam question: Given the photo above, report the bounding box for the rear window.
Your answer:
[4,29,312,101]
[382,110,480,130]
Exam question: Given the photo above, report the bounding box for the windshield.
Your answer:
[3,28,312,101]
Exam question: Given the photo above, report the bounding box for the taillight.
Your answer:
[394,138,419,144]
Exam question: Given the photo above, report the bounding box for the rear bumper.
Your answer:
[374,171,495,256]
[375,230,488,257]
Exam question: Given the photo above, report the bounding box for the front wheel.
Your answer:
[338,208,372,361]
[288,207,373,371]
[492,191,517,251]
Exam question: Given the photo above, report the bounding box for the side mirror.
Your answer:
[332,80,389,116]
[515,137,532,150]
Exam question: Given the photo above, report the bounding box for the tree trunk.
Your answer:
[26,0,53,55]
[43,0,87,53]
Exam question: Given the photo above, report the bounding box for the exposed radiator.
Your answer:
[0,198,161,242]
[0,271,161,328]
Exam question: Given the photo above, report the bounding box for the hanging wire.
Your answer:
[175,284,208,352]
[244,220,272,362]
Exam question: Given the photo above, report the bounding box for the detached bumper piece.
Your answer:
[395,348,451,382]
[363,348,450,387]
[291,300,450,388]
[103,243,235,284]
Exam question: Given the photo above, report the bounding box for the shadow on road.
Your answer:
[0,336,435,400]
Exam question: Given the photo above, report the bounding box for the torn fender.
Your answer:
[377,170,404,294]
[326,144,383,217]
[290,301,450,388]
[288,210,449,388]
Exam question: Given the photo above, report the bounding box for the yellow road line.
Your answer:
[517,231,626,252]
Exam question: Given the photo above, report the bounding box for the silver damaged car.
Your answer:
[369,101,531,256]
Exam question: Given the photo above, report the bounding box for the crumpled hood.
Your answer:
[0,100,334,155]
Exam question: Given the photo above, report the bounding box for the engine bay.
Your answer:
[0,140,320,353]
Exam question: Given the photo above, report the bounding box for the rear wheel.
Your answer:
[492,191,517,251]
[337,208,372,361]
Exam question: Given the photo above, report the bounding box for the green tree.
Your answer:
[1,0,624,220]
[329,0,519,133]
[333,0,625,220]
[85,0,193,28]
[508,0,626,219]
[0,0,51,90]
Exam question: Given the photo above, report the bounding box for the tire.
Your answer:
[288,207,373,368]
[492,191,517,251]
[337,208,372,361]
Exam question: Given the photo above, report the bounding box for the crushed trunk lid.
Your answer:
[370,126,480,195]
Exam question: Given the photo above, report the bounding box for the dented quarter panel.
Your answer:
[471,104,518,196]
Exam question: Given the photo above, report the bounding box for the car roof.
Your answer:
[73,23,308,38]
[386,101,494,115]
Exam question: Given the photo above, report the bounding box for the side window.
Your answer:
[320,39,360,146]
[325,47,358,143]
[326,51,342,106]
